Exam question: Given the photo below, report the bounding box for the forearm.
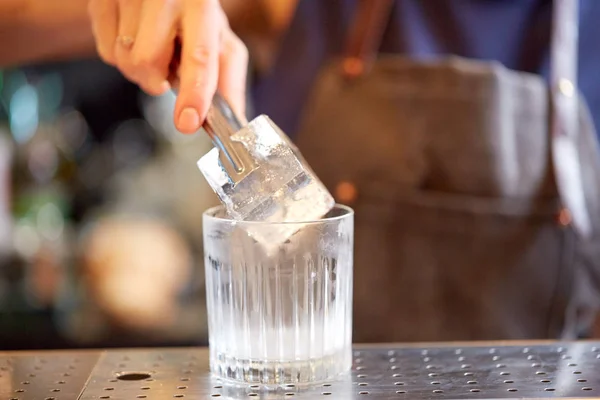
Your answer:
[0,0,96,67]
[0,0,298,70]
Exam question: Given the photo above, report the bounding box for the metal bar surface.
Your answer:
[0,351,99,400]
[2,341,600,399]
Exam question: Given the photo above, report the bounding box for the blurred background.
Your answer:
[4,0,600,351]
[0,60,220,349]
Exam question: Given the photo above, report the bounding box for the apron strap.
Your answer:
[550,0,591,237]
[343,0,592,237]
[342,0,394,79]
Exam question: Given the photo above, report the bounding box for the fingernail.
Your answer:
[178,107,200,133]
[157,80,170,94]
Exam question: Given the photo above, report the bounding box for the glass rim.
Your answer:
[203,204,354,225]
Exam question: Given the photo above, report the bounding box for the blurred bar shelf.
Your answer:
[2,341,600,399]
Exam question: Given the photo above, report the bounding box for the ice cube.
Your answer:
[197,115,335,250]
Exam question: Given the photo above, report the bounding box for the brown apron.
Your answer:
[294,0,600,342]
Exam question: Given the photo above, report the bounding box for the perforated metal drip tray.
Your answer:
[2,342,600,399]
[0,351,99,400]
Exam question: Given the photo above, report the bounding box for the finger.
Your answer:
[175,0,221,134]
[114,0,143,84]
[218,28,248,121]
[131,0,180,96]
[88,0,119,65]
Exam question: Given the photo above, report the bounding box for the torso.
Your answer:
[251,0,600,137]
[249,0,600,342]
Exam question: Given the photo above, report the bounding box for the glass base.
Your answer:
[210,349,351,387]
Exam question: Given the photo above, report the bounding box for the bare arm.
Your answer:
[0,0,297,68]
[0,0,96,67]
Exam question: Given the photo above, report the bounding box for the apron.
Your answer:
[293,0,600,342]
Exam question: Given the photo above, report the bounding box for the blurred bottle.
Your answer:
[0,129,14,261]
[0,112,15,308]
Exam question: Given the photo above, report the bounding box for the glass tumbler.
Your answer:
[203,204,354,386]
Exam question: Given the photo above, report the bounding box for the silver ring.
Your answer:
[117,35,135,48]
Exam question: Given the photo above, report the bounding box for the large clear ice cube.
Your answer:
[197,115,335,248]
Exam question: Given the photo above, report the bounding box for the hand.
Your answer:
[87,0,248,134]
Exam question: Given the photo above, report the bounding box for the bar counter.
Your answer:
[2,341,600,399]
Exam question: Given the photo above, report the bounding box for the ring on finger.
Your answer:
[116,35,135,48]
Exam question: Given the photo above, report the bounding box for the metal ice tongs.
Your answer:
[168,37,255,185]
[202,93,257,184]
